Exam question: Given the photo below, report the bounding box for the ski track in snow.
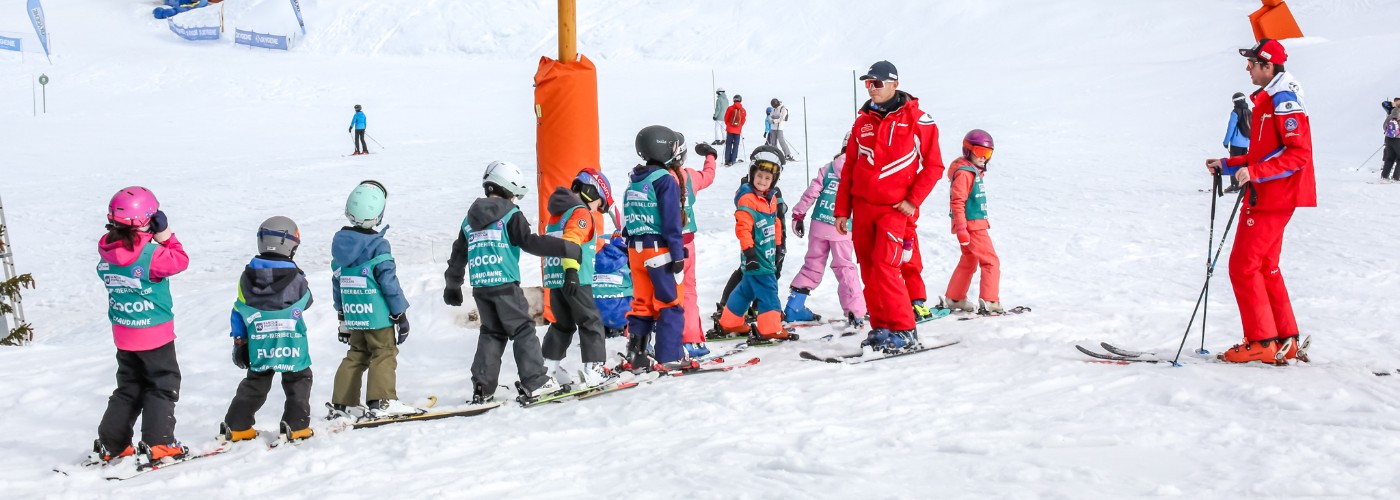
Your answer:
[1,0,1399,497]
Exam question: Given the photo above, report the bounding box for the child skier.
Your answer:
[717,147,792,340]
[785,148,866,328]
[936,129,1003,315]
[329,180,416,420]
[220,216,315,444]
[540,170,616,388]
[708,145,789,338]
[676,134,720,357]
[91,186,190,466]
[622,125,689,369]
[442,161,583,403]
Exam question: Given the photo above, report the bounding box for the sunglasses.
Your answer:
[967,145,993,161]
[864,79,894,90]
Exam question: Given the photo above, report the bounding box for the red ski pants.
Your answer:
[851,201,916,330]
[1227,207,1298,342]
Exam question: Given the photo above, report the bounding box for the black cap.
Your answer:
[859,60,898,81]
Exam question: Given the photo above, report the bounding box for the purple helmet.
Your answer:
[107,186,160,227]
[962,129,994,161]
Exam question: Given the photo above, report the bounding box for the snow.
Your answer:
[2,0,1400,497]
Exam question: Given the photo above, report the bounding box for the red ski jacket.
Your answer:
[1223,71,1316,210]
[834,92,945,217]
[725,104,746,135]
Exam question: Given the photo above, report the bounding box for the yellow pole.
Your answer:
[559,0,576,62]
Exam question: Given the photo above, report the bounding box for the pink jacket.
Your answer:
[680,154,719,244]
[98,232,189,351]
[793,156,851,242]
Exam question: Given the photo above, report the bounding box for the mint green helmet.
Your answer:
[345,180,388,228]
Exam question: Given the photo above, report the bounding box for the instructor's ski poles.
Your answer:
[1354,145,1383,172]
[1198,172,1224,355]
[1171,185,1246,365]
[367,133,385,150]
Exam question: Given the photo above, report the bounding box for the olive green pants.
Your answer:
[331,326,398,405]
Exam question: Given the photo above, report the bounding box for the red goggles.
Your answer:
[864,79,892,90]
[965,144,993,161]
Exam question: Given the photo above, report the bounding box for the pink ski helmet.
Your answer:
[107,186,160,227]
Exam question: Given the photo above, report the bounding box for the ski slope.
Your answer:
[2,0,1399,497]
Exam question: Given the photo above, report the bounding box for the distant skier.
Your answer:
[712,88,729,145]
[767,98,796,162]
[1381,97,1400,182]
[764,106,773,139]
[92,186,190,466]
[834,60,945,352]
[153,0,223,20]
[1222,92,1251,193]
[935,130,1004,315]
[723,95,747,166]
[349,105,368,155]
[784,143,866,328]
[1203,38,1316,364]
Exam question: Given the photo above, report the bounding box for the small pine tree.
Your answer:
[0,225,35,346]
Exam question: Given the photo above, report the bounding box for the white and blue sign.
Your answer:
[168,20,219,41]
[235,29,289,50]
[27,0,50,60]
[0,35,20,52]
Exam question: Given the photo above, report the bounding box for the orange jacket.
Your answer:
[734,188,783,250]
[947,157,989,232]
[548,203,596,246]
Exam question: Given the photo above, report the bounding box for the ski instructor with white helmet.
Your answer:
[833,60,946,353]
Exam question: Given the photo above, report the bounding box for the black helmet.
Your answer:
[748,144,785,184]
[635,125,682,165]
[734,95,742,103]
[354,104,362,111]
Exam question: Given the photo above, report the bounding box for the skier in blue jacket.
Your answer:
[349,105,368,155]
[1221,92,1251,193]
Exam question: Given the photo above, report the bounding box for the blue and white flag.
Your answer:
[27,0,50,62]
[0,35,21,52]
[289,0,306,35]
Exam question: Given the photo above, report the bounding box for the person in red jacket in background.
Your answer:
[723,95,747,166]
[833,60,945,352]
[1204,38,1316,365]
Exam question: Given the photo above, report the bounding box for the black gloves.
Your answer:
[775,246,787,276]
[148,210,168,234]
[232,338,250,370]
[791,215,805,238]
[666,260,685,274]
[444,287,464,306]
[743,247,761,271]
[391,313,410,345]
[694,142,717,158]
[564,268,581,286]
[337,310,350,344]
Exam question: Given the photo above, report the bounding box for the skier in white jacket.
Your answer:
[767,98,796,161]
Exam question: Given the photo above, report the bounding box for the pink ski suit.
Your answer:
[789,154,866,317]
[98,231,190,351]
[679,154,719,343]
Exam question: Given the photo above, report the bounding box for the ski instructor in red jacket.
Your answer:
[834,60,945,352]
[1204,39,1316,365]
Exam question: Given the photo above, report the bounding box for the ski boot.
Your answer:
[845,312,867,330]
[935,295,977,313]
[706,302,743,340]
[135,441,188,468]
[325,403,366,421]
[685,342,711,358]
[604,326,627,338]
[365,399,425,419]
[979,299,1006,316]
[217,422,257,443]
[1217,337,1285,365]
[88,439,134,465]
[470,383,495,405]
[783,287,820,323]
[1277,335,1311,363]
[517,378,564,404]
[279,421,313,443]
[861,328,914,353]
[892,329,920,350]
[545,358,575,387]
[578,362,615,388]
[912,300,937,322]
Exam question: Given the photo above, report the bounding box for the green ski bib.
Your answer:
[950,166,988,221]
[543,205,596,288]
[623,169,670,236]
[235,292,312,373]
[334,253,394,330]
[682,174,699,234]
[465,207,522,288]
[811,165,842,226]
[97,242,175,329]
[739,206,778,276]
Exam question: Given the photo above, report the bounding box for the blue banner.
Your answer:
[0,36,20,52]
[234,29,289,51]
[27,0,50,60]
[290,0,306,35]
[168,20,219,41]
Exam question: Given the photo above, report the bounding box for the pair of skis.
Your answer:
[56,441,238,481]
[799,341,962,364]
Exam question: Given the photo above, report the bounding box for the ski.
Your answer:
[955,305,1032,321]
[571,372,665,401]
[520,380,630,407]
[664,356,760,376]
[916,307,954,323]
[799,341,961,364]
[103,441,237,481]
[1076,344,1162,364]
[331,402,502,430]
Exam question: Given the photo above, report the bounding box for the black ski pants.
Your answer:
[354,129,368,153]
[1227,146,1247,189]
[1382,137,1400,180]
[542,274,606,364]
[223,367,313,432]
[471,284,549,395]
[98,341,181,452]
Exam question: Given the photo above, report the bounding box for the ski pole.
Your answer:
[1171,187,1245,365]
[1199,172,1223,355]
[1354,145,1383,172]
[366,133,385,150]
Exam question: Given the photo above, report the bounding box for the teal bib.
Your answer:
[591,267,632,299]
[543,205,597,288]
[334,253,394,330]
[235,292,312,373]
[682,174,699,234]
[623,169,670,236]
[465,207,522,288]
[739,206,778,276]
[949,166,988,221]
[97,242,175,329]
[811,165,842,226]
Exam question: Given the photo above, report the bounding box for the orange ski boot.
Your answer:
[1277,335,1311,363]
[1217,337,1284,365]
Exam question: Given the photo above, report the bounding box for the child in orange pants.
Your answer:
[937,129,1004,315]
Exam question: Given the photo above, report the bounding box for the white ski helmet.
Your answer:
[483,160,529,199]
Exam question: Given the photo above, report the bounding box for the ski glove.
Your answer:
[666,260,685,275]
[147,210,169,234]
[743,247,761,271]
[694,142,717,159]
[900,240,914,264]
[232,338,250,370]
[791,213,805,238]
[391,313,410,345]
[443,286,463,307]
[952,223,971,246]
[337,311,351,344]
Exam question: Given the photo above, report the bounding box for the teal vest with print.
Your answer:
[334,253,394,330]
[682,174,699,234]
[465,207,522,288]
[739,205,779,276]
[624,169,670,236]
[543,205,597,288]
[235,292,312,373]
[949,166,988,221]
[591,265,632,299]
[97,241,175,329]
[811,165,842,225]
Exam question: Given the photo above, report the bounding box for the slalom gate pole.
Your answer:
[367,133,385,149]
[1354,145,1383,172]
[1171,187,1246,365]
[802,96,810,183]
[1199,172,1223,355]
